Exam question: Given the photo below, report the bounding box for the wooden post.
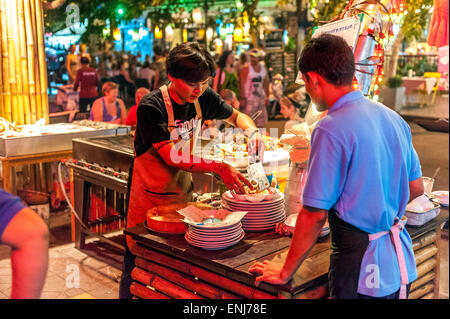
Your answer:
[17,0,31,125]
[23,0,37,123]
[0,1,12,122]
[0,0,48,124]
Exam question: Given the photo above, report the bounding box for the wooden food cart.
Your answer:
[125,207,448,299]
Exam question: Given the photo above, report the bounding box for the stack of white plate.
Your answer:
[185,222,245,250]
[222,191,286,232]
[432,191,448,207]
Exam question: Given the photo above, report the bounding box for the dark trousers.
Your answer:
[328,211,410,299]
[118,243,135,299]
[78,97,96,113]
[357,284,411,299]
[119,159,135,299]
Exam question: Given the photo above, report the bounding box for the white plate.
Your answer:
[189,223,242,234]
[242,218,285,227]
[183,217,243,230]
[222,201,284,209]
[242,214,285,223]
[222,204,284,213]
[186,233,240,245]
[222,192,284,205]
[225,188,282,203]
[188,229,242,239]
[185,231,245,249]
[186,229,243,243]
[223,199,284,207]
[243,225,277,232]
[432,190,449,206]
[243,210,285,219]
[243,211,285,220]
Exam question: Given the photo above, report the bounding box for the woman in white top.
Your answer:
[239,48,270,128]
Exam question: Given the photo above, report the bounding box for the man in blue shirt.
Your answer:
[0,189,49,298]
[248,34,424,299]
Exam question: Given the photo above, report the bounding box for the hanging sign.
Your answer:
[311,14,363,51]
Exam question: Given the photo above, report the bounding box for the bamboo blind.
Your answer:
[0,0,49,125]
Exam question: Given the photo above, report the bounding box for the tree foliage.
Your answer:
[401,0,433,41]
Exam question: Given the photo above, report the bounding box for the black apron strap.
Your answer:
[328,209,369,299]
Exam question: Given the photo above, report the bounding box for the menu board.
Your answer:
[264,29,284,49]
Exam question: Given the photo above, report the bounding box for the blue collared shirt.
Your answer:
[302,91,421,297]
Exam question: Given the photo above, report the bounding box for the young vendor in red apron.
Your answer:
[119,42,263,299]
[248,34,424,299]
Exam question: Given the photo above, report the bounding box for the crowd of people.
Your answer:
[63,42,308,131]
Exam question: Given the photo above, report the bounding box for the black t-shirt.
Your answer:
[134,86,234,157]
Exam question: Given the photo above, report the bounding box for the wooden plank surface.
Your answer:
[126,225,293,274]
[237,236,331,296]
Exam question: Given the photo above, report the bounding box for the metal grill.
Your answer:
[69,135,134,251]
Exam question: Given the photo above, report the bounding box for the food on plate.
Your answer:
[215,133,283,158]
[243,182,274,195]
[405,194,436,213]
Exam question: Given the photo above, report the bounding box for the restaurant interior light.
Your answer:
[165,25,174,42]
[206,28,213,42]
[233,28,243,42]
[154,26,163,39]
[113,28,121,41]
[192,8,203,24]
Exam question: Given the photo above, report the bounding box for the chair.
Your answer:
[73,111,90,121]
[419,72,441,107]
[49,112,70,124]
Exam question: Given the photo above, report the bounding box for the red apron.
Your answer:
[126,85,202,250]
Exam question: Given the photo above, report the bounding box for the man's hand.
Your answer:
[248,260,289,287]
[217,163,253,194]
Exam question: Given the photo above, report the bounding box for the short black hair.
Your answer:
[166,42,216,83]
[153,44,164,57]
[298,34,355,86]
[80,57,90,65]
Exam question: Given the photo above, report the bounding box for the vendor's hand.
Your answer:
[248,260,288,287]
[217,163,253,194]
[247,130,265,163]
